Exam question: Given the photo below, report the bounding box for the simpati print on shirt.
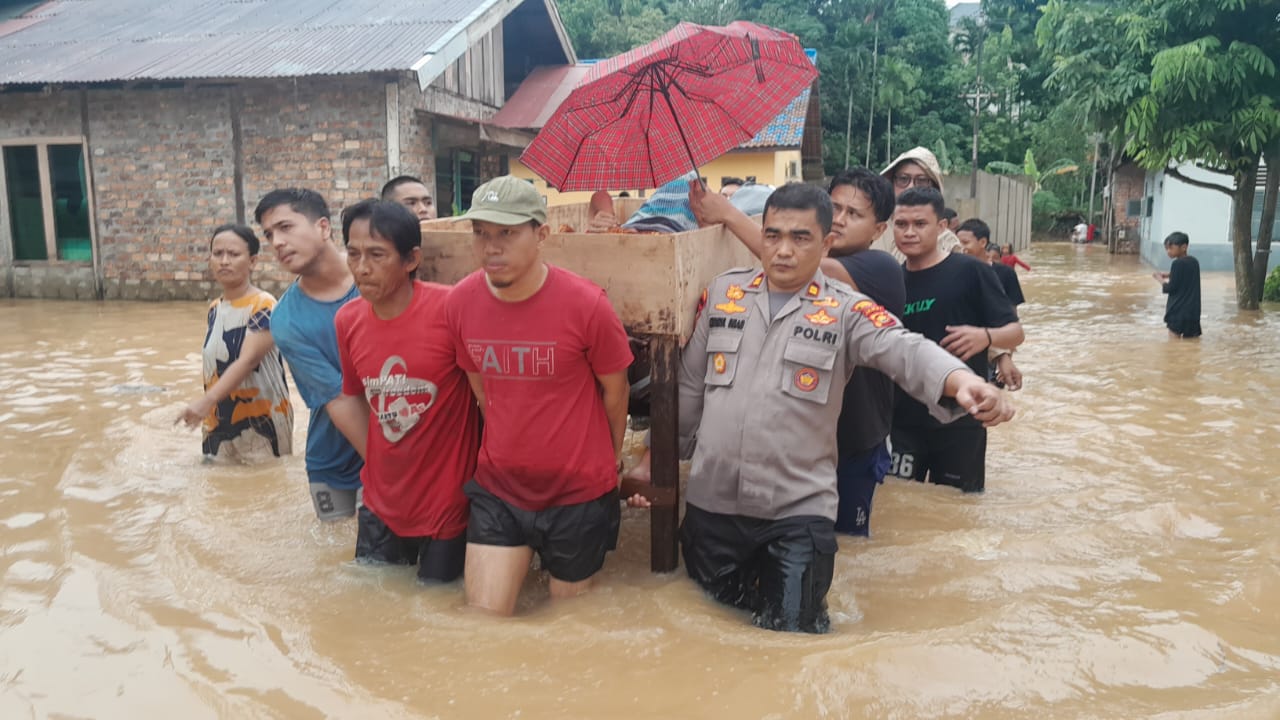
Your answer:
[364,355,437,442]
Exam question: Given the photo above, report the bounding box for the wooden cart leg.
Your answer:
[648,335,680,573]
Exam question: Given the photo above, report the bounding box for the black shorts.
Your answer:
[680,504,836,634]
[354,505,466,583]
[463,479,620,583]
[889,424,987,493]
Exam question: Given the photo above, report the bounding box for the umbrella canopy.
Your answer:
[520,21,818,192]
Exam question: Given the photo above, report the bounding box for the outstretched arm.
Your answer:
[176,328,277,428]
[688,181,764,256]
[848,315,1014,428]
[944,369,1016,427]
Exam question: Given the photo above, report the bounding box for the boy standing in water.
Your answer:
[1152,231,1202,339]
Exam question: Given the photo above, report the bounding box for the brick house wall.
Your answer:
[89,85,238,299]
[0,75,405,300]
[1110,163,1146,252]
[396,75,436,192]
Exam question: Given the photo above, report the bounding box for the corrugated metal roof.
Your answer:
[489,64,593,129]
[0,0,492,84]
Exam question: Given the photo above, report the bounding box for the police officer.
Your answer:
[675,183,1014,634]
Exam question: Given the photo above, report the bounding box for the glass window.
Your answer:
[435,152,455,217]
[456,150,479,213]
[435,149,481,217]
[3,145,47,261]
[48,144,93,261]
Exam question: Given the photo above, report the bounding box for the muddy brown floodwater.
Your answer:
[1,243,1279,719]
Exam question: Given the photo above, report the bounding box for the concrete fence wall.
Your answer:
[941,171,1033,252]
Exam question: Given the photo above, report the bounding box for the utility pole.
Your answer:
[864,20,880,168]
[1087,132,1100,226]
[969,36,983,199]
[960,84,994,196]
[844,66,854,169]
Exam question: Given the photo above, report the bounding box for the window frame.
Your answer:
[0,135,97,265]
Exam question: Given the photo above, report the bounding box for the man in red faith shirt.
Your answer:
[445,176,634,615]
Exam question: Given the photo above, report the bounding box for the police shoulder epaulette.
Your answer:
[824,277,856,296]
[714,266,759,280]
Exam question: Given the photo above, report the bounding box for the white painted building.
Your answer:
[1139,163,1280,274]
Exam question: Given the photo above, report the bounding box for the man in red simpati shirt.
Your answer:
[335,199,480,583]
[445,176,633,616]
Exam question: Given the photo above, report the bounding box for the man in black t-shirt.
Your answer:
[956,218,1025,390]
[821,169,905,535]
[955,219,1024,305]
[891,190,1024,493]
[986,245,1025,305]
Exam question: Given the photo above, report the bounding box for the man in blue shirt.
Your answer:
[255,188,367,520]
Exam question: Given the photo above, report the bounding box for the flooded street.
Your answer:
[1,243,1279,719]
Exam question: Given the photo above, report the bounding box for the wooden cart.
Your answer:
[419,200,757,572]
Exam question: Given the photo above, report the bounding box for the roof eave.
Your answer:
[413,0,575,91]
[540,0,577,66]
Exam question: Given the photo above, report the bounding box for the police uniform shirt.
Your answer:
[678,268,971,522]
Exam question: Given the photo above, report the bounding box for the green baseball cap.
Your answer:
[462,176,547,226]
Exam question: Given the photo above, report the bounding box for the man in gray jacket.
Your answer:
[676,183,1013,634]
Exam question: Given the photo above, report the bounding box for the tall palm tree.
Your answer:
[860,0,895,167]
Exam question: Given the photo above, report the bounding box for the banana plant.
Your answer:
[987,149,1078,191]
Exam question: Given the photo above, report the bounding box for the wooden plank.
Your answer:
[648,335,681,573]
[491,25,504,108]
[384,81,400,179]
[36,143,56,260]
[420,201,756,338]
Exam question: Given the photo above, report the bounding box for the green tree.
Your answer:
[1039,0,1151,229]
[878,57,923,164]
[981,0,1055,121]
[558,0,675,58]
[1117,0,1279,308]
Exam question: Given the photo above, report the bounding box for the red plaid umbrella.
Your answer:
[520,21,818,192]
